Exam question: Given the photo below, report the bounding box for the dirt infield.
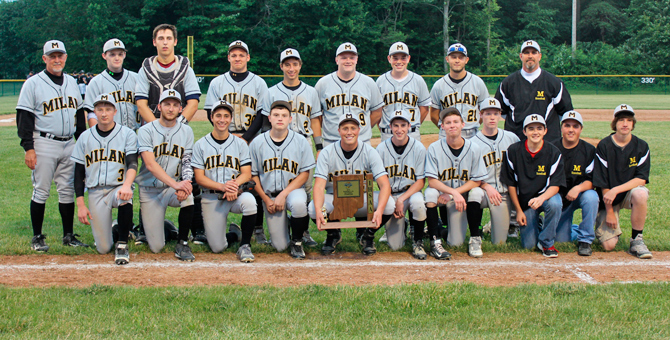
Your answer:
[1,251,669,287]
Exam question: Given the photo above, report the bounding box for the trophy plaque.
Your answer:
[320,173,375,229]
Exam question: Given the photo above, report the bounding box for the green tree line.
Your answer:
[0,0,667,79]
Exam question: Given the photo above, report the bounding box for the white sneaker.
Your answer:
[468,236,483,258]
[482,221,491,234]
[379,231,388,243]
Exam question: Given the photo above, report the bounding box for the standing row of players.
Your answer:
[17,24,651,264]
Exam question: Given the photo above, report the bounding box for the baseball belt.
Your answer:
[380,127,418,134]
[39,131,73,141]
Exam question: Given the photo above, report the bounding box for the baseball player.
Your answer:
[84,39,139,130]
[551,111,598,256]
[424,107,487,260]
[16,40,88,251]
[135,90,196,261]
[429,43,489,140]
[593,104,652,259]
[192,100,257,261]
[495,40,573,142]
[251,101,316,259]
[376,109,428,259]
[468,98,520,256]
[314,42,384,146]
[204,40,270,244]
[261,48,322,246]
[376,42,430,141]
[501,114,565,257]
[72,94,138,264]
[309,114,395,255]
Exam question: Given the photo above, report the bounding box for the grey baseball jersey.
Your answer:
[17,71,82,137]
[135,57,201,112]
[376,137,426,193]
[71,124,138,188]
[425,138,487,188]
[84,70,140,130]
[262,81,322,137]
[430,72,489,131]
[204,72,269,132]
[471,129,520,194]
[250,130,316,194]
[191,133,251,182]
[314,140,388,194]
[376,71,430,130]
[315,72,383,143]
[135,120,194,188]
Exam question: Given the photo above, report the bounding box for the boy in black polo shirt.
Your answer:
[593,104,651,259]
[502,114,565,257]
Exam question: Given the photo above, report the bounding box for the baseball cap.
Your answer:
[613,104,635,117]
[480,98,502,111]
[447,43,467,56]
[389,109,412,124]
[439,107,461,121]
[103,38,126,53]
[159,89,182,104]
[280,48,301,63]
[270,100,292,112]
[520,40,541,54]
[561,110,584,125]
[388,42,409,56]
[229,40,249,54]
[338,113,361,127]
[92,94,117,110]
[523,114,546,128]
[212,100,234,114]
[336,42,357,56]
[43,40,66,55]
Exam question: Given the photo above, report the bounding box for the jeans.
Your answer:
[520,194,562,249]
[555,190,598,244]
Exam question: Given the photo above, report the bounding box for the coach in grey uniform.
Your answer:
[251,101,315,259]
[315,42,384,146]
[84,39,139,130]
[72,94,138,264]
[376,42,430,141]
[136,90,196,261]
[468,98,520,255]
[17,40,88,251]
[429,43,488,140]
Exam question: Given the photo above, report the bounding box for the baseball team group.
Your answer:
[16,23,652,265]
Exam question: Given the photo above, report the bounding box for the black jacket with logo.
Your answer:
[551,138,596,207]
[593,134,650,206]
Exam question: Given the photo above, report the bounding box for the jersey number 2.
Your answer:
[467,109,476,122]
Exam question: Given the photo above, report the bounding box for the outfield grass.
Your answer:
[1,283,669,338]
[1,119,669,256]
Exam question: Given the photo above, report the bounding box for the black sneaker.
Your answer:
[192,232,208,245]
[302,230,318,247]
[321,231,342,255]
[577,242,592,256]
[175,241,195,262]
[430,236,451,260]
[542,245,559,258]
[289,240,306,259]
[360,237,376,256]
[131,225,147,245]
[115,242,129,265]
[31,234,49,252]
[63,233,89,247]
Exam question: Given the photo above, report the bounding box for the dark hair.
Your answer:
[611,112,636,131]
[153,24,177,41]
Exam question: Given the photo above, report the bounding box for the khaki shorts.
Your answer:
[595,186,649,243]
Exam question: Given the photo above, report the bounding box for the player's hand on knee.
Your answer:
[486,187,502,206]
[174,181,192,195]
[25,149,37,170]
[528,197,544,210]
[453,193,466,212]
[176,190,189,201]
[77,206,92,225]
[117,185,134,201]
[516,210,527,226]
[606,210,618,229]
[274,194,286,212]
[224,191,238,201]
[566,187,580,202]
[437,193,451,205]
[603,190,617,205]
[224,180,239,193]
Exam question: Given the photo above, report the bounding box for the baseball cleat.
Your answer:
[114,242,130,265]
[31,234,50,252]
[412,240,427,260]
[577,242,592,256]
[302,230,318,247]
[430,237,451,260]
[629,234,652,259]
[507,224,519,238]
[482,221,491,234]
[468,236,483,258]
[360,236,376,255]
[289,240,306,259]
[62,233,89,247]
[192,232,208,245]
[131,225,147,245]
[321,231,342,255]
[253,226,269,245]
[237,244,255,263]
[541,245,559,258]
[175,241,195,262]
[229,223,242,242]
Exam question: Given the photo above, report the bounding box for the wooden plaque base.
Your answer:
[321,173,375,229]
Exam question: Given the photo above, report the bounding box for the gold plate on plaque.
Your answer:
[336,180,360,198]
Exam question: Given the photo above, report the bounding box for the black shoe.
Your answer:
[321,231,342,255]
[31,234,49,252]
[289,240,306,259]
[131,225,147,245]
[63,233,89,247]
[115,242,129,265]
[192,232,208,245]
[175,241,195,262]
[360,236,376,255]
[578,242,592,256]
[302,230,318,247]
